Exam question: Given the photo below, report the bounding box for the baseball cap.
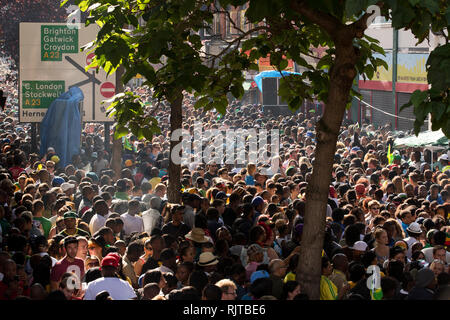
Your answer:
[350,241,368,251]
[86,171,99,182]
[61,182,75,192]
[63,211,78,220]
[105,252,121,264]
[52,176,65,187]
[439,154,448,161]
[251,196,264,207]
[101,256,119,269]
[250,270,270,284]
[124,159,134,167]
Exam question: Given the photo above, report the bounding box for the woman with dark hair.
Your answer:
[320,256,338,300]
[284,253,299,283]
[141,269,166,290]
[281,281,301,300]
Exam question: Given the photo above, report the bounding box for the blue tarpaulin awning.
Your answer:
[254,70,301,92]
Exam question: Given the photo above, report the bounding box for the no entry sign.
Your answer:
[86,53,95,66]
[100,82,115,98]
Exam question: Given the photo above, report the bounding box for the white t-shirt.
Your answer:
[89,213,111,235]
[84,277,137,300]
[142,209,162,236]
[120,213,144,237]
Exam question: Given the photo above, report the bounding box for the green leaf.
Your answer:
[246,0,276,22]
[316,55,332,70]
[230,85,242,99]
[114,125,129,139]
[142,127,154,140]
[194,97,210,109]
[445,7,450,24]
[78,0,89,12]
[422,0,440,14]
[370,43,385,55]
[364,65,374,80]
[431,101,445,121]
[279,59,288,70]
[410,90,428,108]
[288,96,301,112]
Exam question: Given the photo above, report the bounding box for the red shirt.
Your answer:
[50,257,85,284]
[0,280,30,300]
[9,166,25,181]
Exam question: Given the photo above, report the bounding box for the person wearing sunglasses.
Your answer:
[204,161,219,182]
[365,200,381,225]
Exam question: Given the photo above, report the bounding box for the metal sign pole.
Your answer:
[79,100,84,148]
[104,122,110,153]
[31,123,37,154]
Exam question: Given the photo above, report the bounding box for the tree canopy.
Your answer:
[65,0,450,139]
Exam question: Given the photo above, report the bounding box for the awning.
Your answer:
[393,130,448,149]
[253,70,301,92]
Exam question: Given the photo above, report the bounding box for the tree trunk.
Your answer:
[167,91,183,204]
[297,30,358,300]
[111,66,124,180]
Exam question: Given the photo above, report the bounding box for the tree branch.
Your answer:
[206,25,270,67]
[290,0,342,39]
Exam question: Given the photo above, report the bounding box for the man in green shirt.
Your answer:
[32,199,52,239]
[114,179,130,200]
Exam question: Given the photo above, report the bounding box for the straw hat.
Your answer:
[185,228,209,243]
[197,252,219,267]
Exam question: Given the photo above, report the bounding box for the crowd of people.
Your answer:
[1,39,450,300]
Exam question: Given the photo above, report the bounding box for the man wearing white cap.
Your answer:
[434,153,448,171]
[61,182,76,199]
[350,241,368,263]
[403,222,423,259]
